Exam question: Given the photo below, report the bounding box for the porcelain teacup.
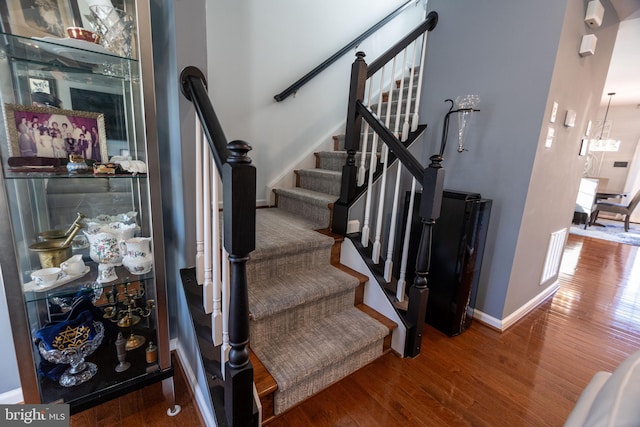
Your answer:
[31,267,64,285]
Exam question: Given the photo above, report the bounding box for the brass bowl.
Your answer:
[29,241,72,269]
[38,229,68,241]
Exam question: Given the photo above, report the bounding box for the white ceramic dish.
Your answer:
[23,266,91,292]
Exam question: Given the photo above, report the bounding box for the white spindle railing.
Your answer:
[195,119,228,349]
[356,32,427,300]
[195,119,205,285]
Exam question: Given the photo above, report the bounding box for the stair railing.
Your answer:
[332,11,438,357]
[180,66,256,427]
[273,0,423,102]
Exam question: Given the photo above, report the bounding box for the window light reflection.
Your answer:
[613,250,640,327]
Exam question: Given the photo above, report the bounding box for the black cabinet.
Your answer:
[397,190,492,336]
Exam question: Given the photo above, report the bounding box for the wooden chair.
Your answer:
[590,189,640,232]
[574,178,599,229]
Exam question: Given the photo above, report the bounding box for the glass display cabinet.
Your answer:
[0,0,177,414]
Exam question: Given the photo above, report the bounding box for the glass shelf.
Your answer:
[0,31,137,80]
[23,262,154,304]
[3,170,148,179]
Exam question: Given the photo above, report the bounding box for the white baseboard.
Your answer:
[0,388,23,404]
[473,280,560,331]
[174,340,217,427]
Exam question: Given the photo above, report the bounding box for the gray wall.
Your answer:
[150,0,213,422]
[419,0,618,320]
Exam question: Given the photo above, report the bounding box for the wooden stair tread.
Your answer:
[356,304,398,331]
[250,350,277,397]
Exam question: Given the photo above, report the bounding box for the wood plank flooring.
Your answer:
[72,233,640,426]
[70,354,204,426]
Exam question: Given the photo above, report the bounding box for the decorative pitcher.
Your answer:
[120,237,153,275]
[84,228,123,266]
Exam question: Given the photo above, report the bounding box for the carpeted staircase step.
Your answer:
[371,92,416,112]
[248,208,333,281]
[314,150,375,172]
[295,168,341,196]
[273,187,337,229]
[251,307,388,414]
[333,133,389,152]
[385,84,418,102]
[249,265,359,349]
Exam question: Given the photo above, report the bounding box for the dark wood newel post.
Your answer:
[332,51,368,235]
[223,140,256,426]
[405,154,444,357]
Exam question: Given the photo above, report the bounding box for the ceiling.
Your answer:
[602,0,640,105]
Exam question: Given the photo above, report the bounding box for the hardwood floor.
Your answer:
[70,354,204,426]
[72,234,640,426]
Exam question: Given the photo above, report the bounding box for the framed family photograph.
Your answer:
[3,0,76,39]
[3,103,107,162]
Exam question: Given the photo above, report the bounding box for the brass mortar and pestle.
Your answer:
[30,221,85,269]
[37,212,86,242]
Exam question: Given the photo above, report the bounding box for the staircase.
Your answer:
[247,208,395,422]
[180,11,438,425]
[248,76,418,422]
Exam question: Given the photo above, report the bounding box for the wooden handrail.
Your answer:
[179,66,257,427]
[356,101,424,183]
[273,0,420,102]
[367,11,438,77]
[180,66,229,172]
[333,11,439,358]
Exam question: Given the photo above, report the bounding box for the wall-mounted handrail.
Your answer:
[273,0,420,102]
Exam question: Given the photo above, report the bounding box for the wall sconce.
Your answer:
[579,34,598,57]
[585,0,604,28]
[439,95,480,156]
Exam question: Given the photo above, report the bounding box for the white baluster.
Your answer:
[371,145,388,264]
[384,56,397,127]
[221,247,231,379]
[411,33,429,132]
[211,168,222,346]
[361,69,385,247]
[372,60,397,263]
[384,163,403,282]
[202,148,213,314]
[357,82,374,187]
[393,48,409,138]
[402,41,418,141]
[397,178,417,302]
[195,118,204,284]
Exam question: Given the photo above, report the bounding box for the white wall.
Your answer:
[592,104,640,192]
[206,0,426,204]
[506,0,618,318]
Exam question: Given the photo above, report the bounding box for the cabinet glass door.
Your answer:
[0,0,170,409]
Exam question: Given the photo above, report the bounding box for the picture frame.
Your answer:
[3,103,107,162]
[3,0,76,39]
[70,88,126,141]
